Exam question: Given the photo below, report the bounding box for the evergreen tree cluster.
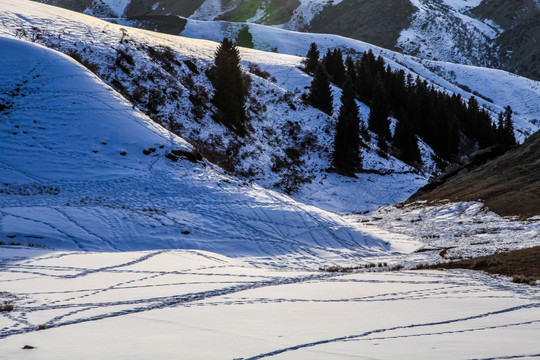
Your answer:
[496,106,517,149]
[304,43,517,169]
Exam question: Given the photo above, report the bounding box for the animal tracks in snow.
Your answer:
[1,248,539,359]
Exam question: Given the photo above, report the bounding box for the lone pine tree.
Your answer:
[333,79,361,175]
[235,25,254,49]
[309,63,333,115]
[211,38,247,135]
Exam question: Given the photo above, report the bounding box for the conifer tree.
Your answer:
[235,25,254,49]
[330,49,346,86]
[393,117,421,165]
[211,38,247,135]
[502,105,516,148]
[322,49,334,78]
[303,42,320,74]
[477,109,496,148]
[345,56,356,85]
[333,80,361,175]
[497,111,505,143]
[309,63,333,115]
[368,76,391,143]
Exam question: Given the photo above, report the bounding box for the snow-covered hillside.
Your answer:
[178,18,540,138]
[0,35,426,269]
[1,3,539,357]
[1,0,437,214]
[26,1,540,141]
[32,0,540,81]
[398,0,499,66]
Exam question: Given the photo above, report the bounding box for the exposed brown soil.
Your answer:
[418,246,540,284]
[412,130,540,219]
[308,0,416,50]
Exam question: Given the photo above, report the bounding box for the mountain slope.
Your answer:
[308,0,415,50]
[2,0,436,215]
[37,0,540,81]
[178,18,540,139]
[26,1,540,139]
[0,35,423,268]
[411,130,540,218]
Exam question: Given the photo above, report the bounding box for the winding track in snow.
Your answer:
[243,303,540,359]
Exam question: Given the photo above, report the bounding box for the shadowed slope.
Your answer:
[412,130,540,218]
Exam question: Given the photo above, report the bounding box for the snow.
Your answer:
[0,0,537,262]
[179,17,540,140]
[0,34,427,270]
[441,0,483,11]
[348,201,540,266]
[0,0,434,215]
[0,2,538,357]
[398,0,502,70]
[101,0,131,16]
[0,248,539,359]
[190,0,228,21]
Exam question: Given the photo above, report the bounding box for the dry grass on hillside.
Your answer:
[412,131,540,219]
[417,246,540,285]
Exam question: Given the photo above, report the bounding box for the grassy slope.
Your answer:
[308,0,415,50]
[421,246,540,283]
[217,0,300,24]
[412,130,540,219]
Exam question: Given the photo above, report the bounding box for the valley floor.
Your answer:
[1,247,539,359]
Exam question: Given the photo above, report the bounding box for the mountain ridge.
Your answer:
[33,0,540,81]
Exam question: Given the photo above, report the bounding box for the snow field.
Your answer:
[0,248,539,359]
[351,201,540,264]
